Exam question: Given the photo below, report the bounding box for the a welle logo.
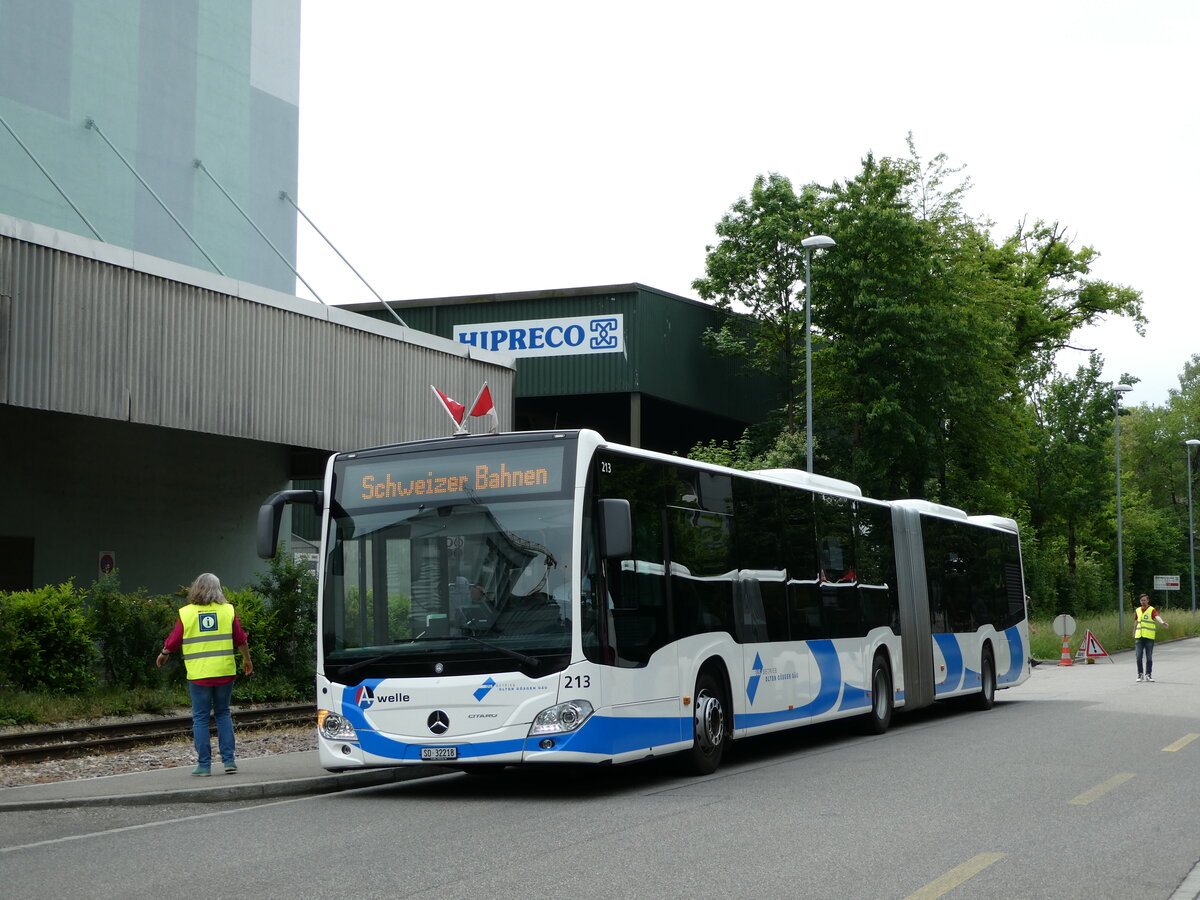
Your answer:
[354,684,411,710]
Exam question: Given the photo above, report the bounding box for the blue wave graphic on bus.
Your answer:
[333,628,1027,765]
[737,640,853,729]
[933,633,966,695]
[997,625,1024,685]
[335,682,683,762]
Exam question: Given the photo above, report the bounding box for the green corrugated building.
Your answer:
[343,283,781,454]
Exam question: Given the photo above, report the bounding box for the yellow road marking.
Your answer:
[1164,734,1200,752]
[903,852,1006,900]
[1070,772,1135,805]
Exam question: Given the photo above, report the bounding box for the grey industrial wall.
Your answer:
[0,215,515,594]
[2,405,290,593]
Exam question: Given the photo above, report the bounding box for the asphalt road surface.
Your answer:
[3,639,1199,900]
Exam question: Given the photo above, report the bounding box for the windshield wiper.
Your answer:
[463,635,541,673]
[333,635,540,683]
[334,651,406,683]
[334,636,439,682]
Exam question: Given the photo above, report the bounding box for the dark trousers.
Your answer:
[1135,637,1156,677]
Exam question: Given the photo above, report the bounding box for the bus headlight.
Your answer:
[318,710,358,741]
[529,699,594,736]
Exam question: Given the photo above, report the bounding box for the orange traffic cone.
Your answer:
[1058,635,1073,666]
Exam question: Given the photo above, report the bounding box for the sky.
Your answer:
[294,0,1198,408]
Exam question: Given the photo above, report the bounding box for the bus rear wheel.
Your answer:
[684,671,728,776]
[973,647,996,711]
[861,655,893,735]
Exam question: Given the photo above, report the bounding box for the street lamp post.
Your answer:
[1187,438,1200,613]
[1113,383,1132,629]
[800,234,835,473]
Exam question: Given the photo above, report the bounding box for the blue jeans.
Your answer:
[1135,637,1156,677]
[188,681,235,767]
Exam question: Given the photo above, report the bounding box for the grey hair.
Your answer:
[187,572,227,605]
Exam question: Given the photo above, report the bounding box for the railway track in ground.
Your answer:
[0,704,315,764]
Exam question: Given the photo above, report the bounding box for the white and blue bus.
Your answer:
[257,429,1029,776]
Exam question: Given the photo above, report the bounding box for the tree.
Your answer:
[985,219,1145,383]
[813,149,1022,508]
[692,173,822,434]
[1016,358,1124,612]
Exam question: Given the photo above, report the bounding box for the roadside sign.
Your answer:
[1153,575,1180,591]
[1074,629,1113,664]
[1052,614,1077,637]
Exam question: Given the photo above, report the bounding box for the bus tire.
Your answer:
[862,654,893,735]
[973,646,996,711]
[684,670,729,776]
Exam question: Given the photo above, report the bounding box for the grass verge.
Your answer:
[1031,609,1200,660]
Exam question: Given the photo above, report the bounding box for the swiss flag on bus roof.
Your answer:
[469,383,498,432]
[469,384,494,418]
[431,386,467,429]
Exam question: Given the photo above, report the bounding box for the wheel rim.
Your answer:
[695,690,725,754]
[873,670,888,719]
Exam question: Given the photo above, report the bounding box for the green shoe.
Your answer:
[224,762,238,774]
[191,765,211,777]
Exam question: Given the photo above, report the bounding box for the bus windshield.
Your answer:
[321,439,576,682]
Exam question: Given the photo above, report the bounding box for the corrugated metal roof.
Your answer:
[0,214,515,452]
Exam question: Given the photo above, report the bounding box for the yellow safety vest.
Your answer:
[1134,606,1159,641]
[179,603,237,679]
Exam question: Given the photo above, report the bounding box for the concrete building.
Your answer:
[0,214,514,594]
[0,0,299,293]
[0,3,514,595]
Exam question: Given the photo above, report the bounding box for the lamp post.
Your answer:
[800,234,836,473]
[1187,438,1200,613]
[1113,383,1132,629]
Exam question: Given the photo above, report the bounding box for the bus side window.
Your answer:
[738,577,770,643]
[856,502,899,633]
[781,490,818,640]
[816,494,863,638]
[667,507,735,639]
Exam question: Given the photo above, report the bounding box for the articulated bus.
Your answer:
[257,429,1029,776]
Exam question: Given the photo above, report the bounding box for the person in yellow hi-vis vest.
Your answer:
[1133,593,1168,683]
[156,573,253,775]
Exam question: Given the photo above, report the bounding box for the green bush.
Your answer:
[0,582,97,691]
[223,586,277,677]
[84,572,178,688]
[249,549,317,690]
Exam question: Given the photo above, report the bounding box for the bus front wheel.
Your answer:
[685,671,728,776]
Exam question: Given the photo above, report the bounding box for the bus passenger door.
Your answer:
[737,572,812,732]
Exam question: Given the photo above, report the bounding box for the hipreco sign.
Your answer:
[453,314,624,358]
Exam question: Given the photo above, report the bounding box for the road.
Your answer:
[3,639,1199,900]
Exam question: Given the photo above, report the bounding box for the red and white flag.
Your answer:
[431,385,467,432]
[469,383,498,432]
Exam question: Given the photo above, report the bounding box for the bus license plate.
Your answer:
[420,746,458,761]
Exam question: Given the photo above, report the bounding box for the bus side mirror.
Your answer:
[597,498,632,560]
[257,489,324,559]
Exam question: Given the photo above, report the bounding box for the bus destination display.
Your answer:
[344,445,566,506]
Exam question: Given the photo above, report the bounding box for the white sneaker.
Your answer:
[1136,675,1144,682]
[1145,675,1154,682]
